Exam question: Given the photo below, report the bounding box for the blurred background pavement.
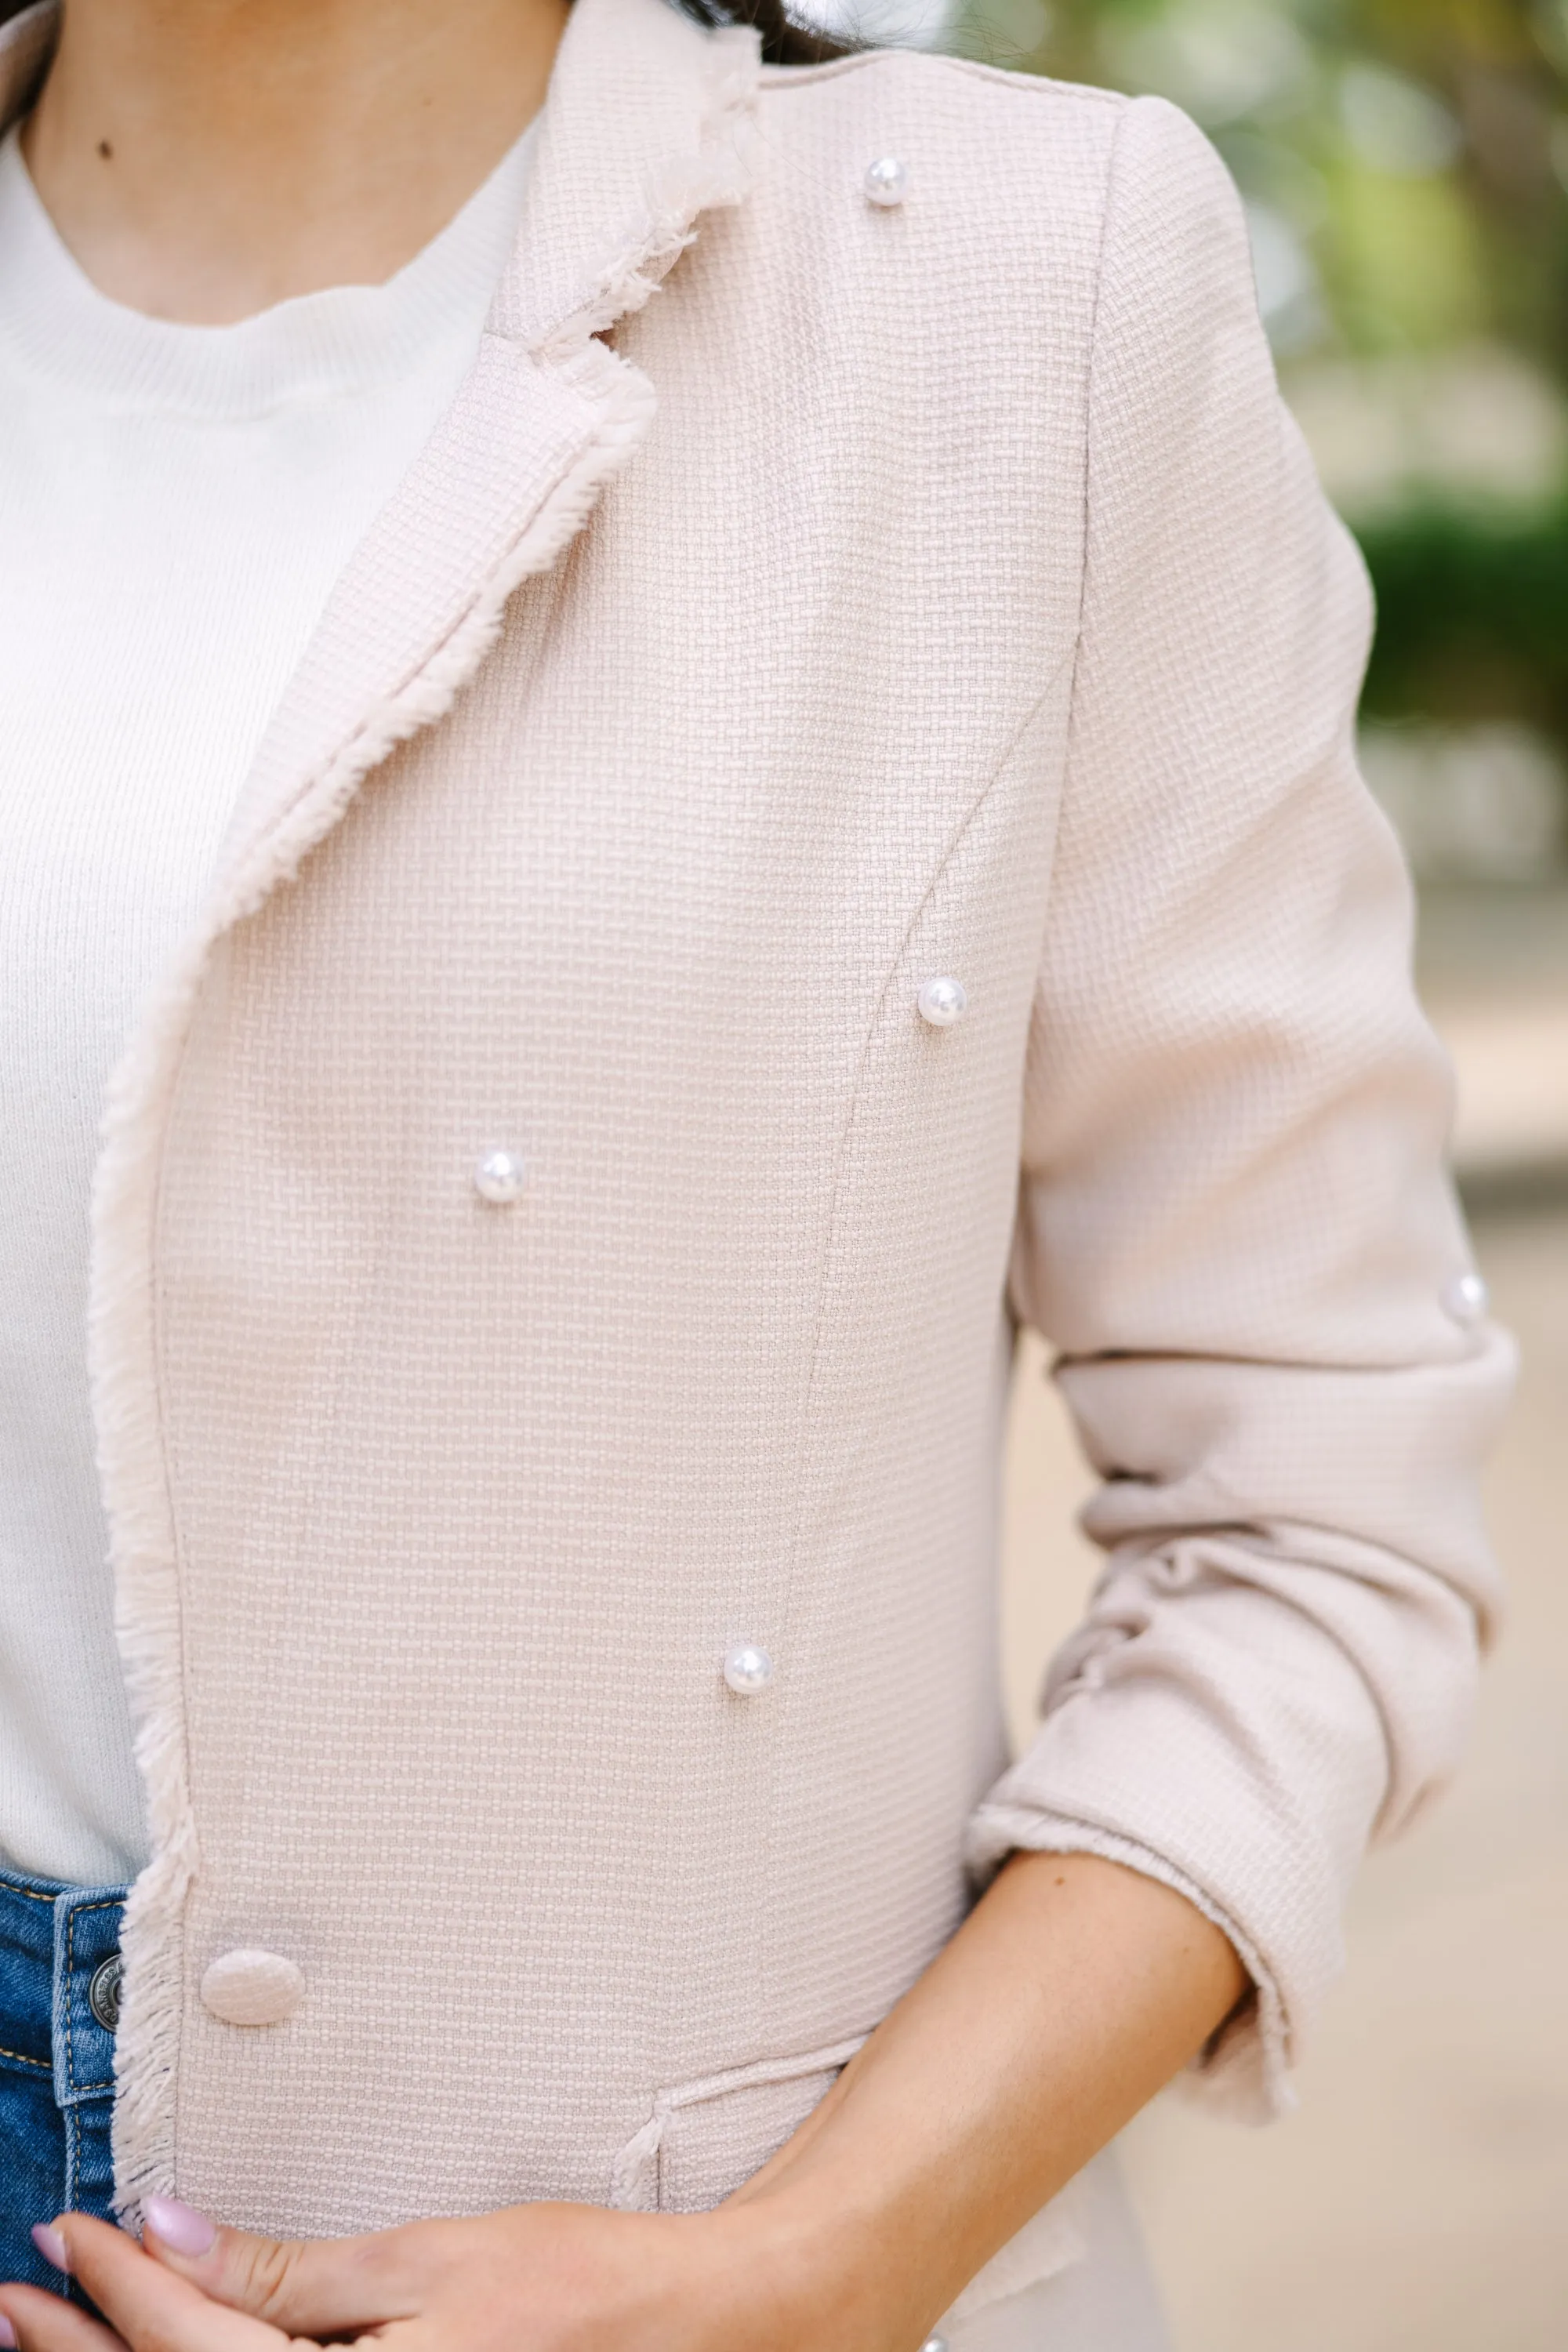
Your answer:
[799,0,1568,2339]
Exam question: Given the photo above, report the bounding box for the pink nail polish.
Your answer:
[31,2224,69,2276]
[143,2198,216,2258]
[0,2313,19,2347]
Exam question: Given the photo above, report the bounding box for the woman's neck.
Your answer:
[23,0,568,323]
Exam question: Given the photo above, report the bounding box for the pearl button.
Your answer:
[722,1643,775,1696]
[474,1149,527,1204]
[917,976,967,1029]
[863,155,908,207]
[1442,1271,1488,1327]
[199,1949,306,2027]
[920,2338,949,2352]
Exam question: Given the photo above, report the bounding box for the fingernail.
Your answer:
[0,2314,19,2347]
[31,2224,69,2275]
[143,2198,216,2258]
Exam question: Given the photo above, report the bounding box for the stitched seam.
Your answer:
[64,1902,76,2096]
[773,103,1124,1447]
[793,654,1075,1436]
[768,657,1075,1888]
[0,1878,64,2078]
[0,2042,50,2071]
[753,682,1071,2022]
[66,1900,122,2096]
[1043,93,1129,958]
[757,50,1125,105]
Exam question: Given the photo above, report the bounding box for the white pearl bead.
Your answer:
[474,1149,527,1205]
[920,2337,949,2352]
[917,976,967,1029]
[723,1643,775,1697]
[863,155,908,208]
[1441,1271,1488,1327]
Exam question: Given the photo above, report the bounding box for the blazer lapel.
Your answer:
[214,0,761,909]
[1,0,760,918]
[89,0,760,2220]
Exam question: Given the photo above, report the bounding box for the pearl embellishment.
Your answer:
[474,1149,527,1204]
[723,1643,775,1697]
[1441,1271,1488,1327]
[917,976,968,1029]
[920,2337,949,2352]
[863,155,909,208]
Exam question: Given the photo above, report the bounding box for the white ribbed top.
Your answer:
[0,114,539,1886]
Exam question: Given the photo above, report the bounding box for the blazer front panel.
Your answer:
[153,64,1102,2230]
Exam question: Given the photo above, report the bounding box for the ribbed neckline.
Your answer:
[0,112,539,419]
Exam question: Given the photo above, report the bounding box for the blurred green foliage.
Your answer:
[1359,500,1568,735]
[951,0,1568,365]
[942,0,1568,763]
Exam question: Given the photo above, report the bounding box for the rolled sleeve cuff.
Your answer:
[960,1588,1393,2125]
[964,1801,1290,2122]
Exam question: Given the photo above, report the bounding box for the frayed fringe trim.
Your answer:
[216,356,657,936]
[93,921,213,2223]
[100,348,659,2221]
[535,36,760,365]
[101,13,760,2205]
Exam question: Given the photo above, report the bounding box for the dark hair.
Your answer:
[0,0,851,69]
[673,0,852,68]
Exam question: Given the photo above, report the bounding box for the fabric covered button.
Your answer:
[474,1149,527,1204]
[722,1643,775,1696]
[200,1949,306,2027]
[917,976,968,1029]
[863,155,908,207]
[1441,1271,1488,1326]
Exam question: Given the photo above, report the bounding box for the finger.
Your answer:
[141,2203,419,2339]
[0,2280,126,2352]
[41,2218,283,2352]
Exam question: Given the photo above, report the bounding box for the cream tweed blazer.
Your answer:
[0,0,1511,2312]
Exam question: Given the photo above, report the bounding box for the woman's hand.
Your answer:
[0,2195,836,2352]
[0,1853,1247,2352]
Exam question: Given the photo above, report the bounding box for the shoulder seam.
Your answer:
[758,49,1129,107]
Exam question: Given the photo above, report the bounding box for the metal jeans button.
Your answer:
[88,1951,124,2033]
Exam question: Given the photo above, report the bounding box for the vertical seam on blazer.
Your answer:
[1046,91,1132,956]
[772,654,1076,1718]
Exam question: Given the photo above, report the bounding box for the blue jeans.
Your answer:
[0,1863,127,2295]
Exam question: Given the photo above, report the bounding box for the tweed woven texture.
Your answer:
[0,0,1509,2285]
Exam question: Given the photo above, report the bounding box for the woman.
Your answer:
[0,0,1510,2345]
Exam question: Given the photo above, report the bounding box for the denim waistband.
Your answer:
[0,1862,128,2112]
[0,1862,129,2279]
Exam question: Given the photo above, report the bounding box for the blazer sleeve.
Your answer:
[965,93,1515,2120]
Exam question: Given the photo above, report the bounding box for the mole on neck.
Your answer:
[21,0,566,324]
